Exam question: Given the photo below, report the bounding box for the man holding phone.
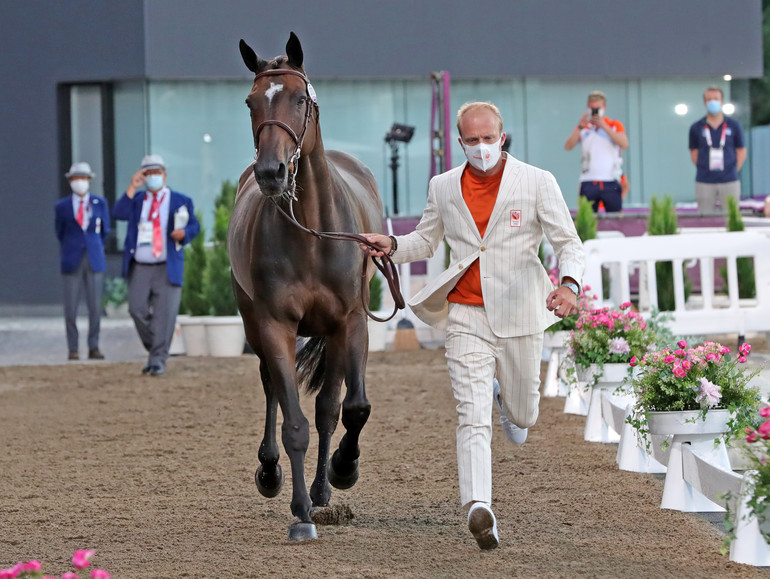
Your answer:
[564,90,629,212]
[113,155,200,376]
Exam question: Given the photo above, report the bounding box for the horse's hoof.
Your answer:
[328,451,359,490]
[287,522,318,542]
[255,464,284,498]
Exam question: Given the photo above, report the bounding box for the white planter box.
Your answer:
[205,315,246,357]
[179,316,210,357]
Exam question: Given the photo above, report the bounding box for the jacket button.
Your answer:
[480,246,486,252]
[458,264,463,270]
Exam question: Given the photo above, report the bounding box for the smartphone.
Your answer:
[591,107,599,116]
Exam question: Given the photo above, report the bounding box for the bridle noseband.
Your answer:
[251,68,317,196]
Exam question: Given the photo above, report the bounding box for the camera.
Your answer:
[590,107,599,116]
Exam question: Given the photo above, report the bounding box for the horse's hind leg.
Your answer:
[255,359,284,498]
[329,318,371,489]
[309,338,345,508]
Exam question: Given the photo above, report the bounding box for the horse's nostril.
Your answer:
[276,163,286,180]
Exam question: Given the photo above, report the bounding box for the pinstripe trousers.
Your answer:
[445,302,544,507]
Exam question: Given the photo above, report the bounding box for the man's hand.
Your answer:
[546,286,578,318]
[360,233,392,257]
[126,170,146,199]
[170,229,186,242]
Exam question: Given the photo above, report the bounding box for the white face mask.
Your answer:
[145,174,165,192]
[70,179,89,196]
[462,139,502,172]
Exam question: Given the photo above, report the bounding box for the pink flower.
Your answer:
[674,349,686,357]
[705,352,718,362]
[90,570,110,579]
[747,428,759,443]
[72,550,95,570]
[0,567,20,579]
[664,355,676,364]
[608,337,631,355]
[583,284,591,292]
[759,407,770,418]
[620,301,631,310]
[23,562,42,573]
[738,355,748,363]
[739,343,752,355]
[695,377,722,408]
[759,421,770,440]
[62,573,79,579]
[681,359,692,370]
[677,340,688,348]
[720,346,731,355]
[673,365,687,378]
[629,356,638,367]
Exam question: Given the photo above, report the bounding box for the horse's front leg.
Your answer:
[328,314,371,490]
[309,334,345,508]
[262,328,316,540]
[255,358,284,498]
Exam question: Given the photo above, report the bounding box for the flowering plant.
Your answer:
[627,341,760,446]
[736,406,770,543]
[0,550,109,579]
[566,302,657,372]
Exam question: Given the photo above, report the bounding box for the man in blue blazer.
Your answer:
[55,162,110,360]
[113,154,200,376]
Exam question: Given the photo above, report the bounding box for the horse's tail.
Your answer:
[296,336,327,394]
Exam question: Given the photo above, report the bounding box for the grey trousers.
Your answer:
[127,262,182,369]
[695,180,741,214]
[62,254,103,352]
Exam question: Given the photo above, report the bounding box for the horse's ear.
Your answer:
[286,31,304,70]
[240,39,267,73]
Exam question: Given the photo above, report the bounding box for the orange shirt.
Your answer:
[447,160,505,306]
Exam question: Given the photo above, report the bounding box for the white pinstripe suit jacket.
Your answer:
[393,153,584,338]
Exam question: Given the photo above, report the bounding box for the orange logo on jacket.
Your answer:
[510,210,521,227]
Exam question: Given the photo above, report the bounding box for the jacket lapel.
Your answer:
[449,164,483,242]
[484,154,523,238]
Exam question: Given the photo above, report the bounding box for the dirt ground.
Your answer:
[2,347,770,578]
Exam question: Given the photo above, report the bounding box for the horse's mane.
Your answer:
[266,56,304,74]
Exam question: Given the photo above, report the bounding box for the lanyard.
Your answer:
[704,122,727,149]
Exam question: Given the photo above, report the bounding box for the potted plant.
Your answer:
[178,211,209,356]
[202,180,245,357]
[627,340,760,511]
[566,302,657,388]
[736,406,770,543]
[102,276,128,317]
[627,340,760,448]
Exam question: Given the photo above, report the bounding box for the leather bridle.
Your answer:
[251,67,317,196]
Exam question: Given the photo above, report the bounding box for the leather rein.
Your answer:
[250,67,405,322]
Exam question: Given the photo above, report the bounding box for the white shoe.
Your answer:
[493,378,528,445]
[467,502,499,550]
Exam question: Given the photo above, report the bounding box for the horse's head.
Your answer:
[240,32,319,198]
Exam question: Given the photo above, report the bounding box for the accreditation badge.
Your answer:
[137,222,153,246]
[708,147,724,171]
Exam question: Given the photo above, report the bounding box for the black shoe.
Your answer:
[88,349,105,360]
[149,366,165,377]
[141,364,152,374]
[68,350,79,361]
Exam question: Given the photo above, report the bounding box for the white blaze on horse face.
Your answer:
[265,82,284,105]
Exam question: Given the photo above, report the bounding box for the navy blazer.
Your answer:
[55,195,111,274]
[113,189,200,286]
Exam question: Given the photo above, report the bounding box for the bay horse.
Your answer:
[228,32,388,541]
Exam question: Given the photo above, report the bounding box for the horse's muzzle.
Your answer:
[253,160,290,197]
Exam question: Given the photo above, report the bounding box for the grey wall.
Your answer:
[142,0,762,79]
[1,1,145,306]
[0,0,763,307]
